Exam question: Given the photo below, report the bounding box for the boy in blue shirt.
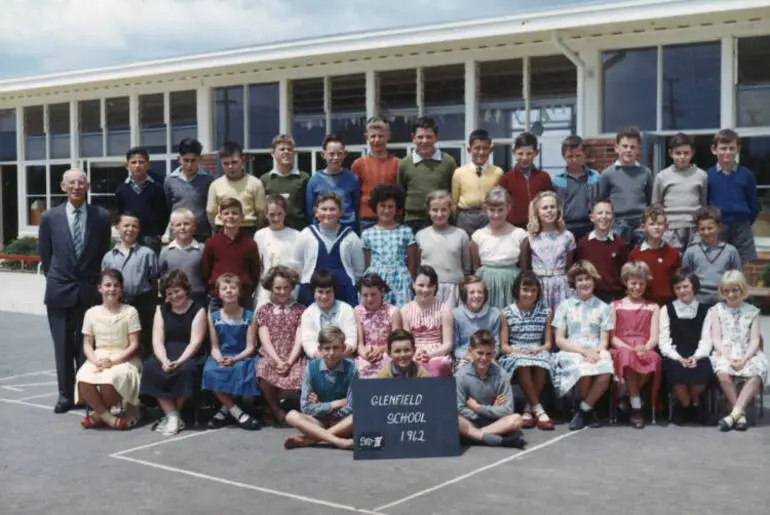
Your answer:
[305,134,360,232]
[284,326,356,450]
[706,128,758,263]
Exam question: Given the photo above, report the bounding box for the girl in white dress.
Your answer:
[254,194,299,307]
[710,271,768,432]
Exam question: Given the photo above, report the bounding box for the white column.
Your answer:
[323,76,332,134]
[581,48,602,137]
[522,57,531,131]
[365,70,378,120]
[416,68,424,117]
[655,46,663,131]
[129,93,140,147]
[242,85,250,149]
[16,107,27,229]
[720,36,736,129]
[69,99,78,165]
[464,60,478,163]
[576,63,585,136]
[279,78,290,135]
[196,86,213,152]
[100,98,107,157]
[163,91,171,154]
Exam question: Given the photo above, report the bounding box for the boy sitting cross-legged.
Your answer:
[456,329,526,449]
[284,326,357,450]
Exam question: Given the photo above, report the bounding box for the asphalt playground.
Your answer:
[0,287,768,514]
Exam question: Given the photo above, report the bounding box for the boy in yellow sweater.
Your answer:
[206,141,266,237]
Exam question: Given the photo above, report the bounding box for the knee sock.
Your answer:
[482,433,503,446]
[580,401,592,412]
[629,396,642,410]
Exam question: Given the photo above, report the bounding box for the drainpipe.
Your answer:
[552,32,587,136]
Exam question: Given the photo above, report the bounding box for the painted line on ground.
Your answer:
[111,454,386,515]
[17,392,59,401]
[110,428,222,457]
[1,381,57,391]
[0,397,84,417]
[373,429,584,512]
[0,369,56,382]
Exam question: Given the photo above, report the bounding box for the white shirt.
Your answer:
[300,302,358,357]
[658,301,712,360]
[254,226,300,307]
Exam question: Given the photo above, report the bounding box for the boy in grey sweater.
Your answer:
[455,329,525,448]
[652,133,708,252]
[599,127,653,250]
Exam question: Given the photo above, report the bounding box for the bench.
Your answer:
[0,254,42,274]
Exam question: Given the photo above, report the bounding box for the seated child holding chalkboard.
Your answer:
[284,326,357,450]
[376,329,431,378]
[456,330,526,449]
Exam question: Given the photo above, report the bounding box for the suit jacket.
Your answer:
[38,203,112,309]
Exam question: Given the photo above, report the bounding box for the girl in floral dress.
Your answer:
[710,271,768,432]
[355,274,403,378]
[362,184,417,306]
[255,266,306,426]
[520,191,576,314]
[609,261,661,430]
[552,260,615,431]
[499,271,555,430]
[400,265,455,377]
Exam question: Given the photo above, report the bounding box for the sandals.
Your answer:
[734,416,749,431]
[521,412,535,429]
[237,414,262,431]
[535,413,554,431]
[718,415,735,432]
[80,414,102,429]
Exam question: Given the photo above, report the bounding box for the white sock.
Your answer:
[629,396,642,410]
[533,403,545,416]
[228,405,244,420]
[580,401,592,412]
[730,407,744,420]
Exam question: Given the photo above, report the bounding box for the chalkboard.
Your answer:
[352,376,461,460]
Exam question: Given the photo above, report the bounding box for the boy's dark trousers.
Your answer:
[127,290,158,359]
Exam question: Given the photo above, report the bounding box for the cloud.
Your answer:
[0,0,595,78]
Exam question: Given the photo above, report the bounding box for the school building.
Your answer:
[0,0,768,258]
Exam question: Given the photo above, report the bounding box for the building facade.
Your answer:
[0,0,768,251]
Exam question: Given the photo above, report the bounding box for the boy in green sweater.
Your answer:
[262,134,310,231]
[397,116,457,234]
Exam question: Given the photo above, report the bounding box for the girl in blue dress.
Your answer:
[202,273,262,430]
[362,184,417,306]
[293,192,365,307]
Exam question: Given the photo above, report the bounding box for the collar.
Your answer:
[575,295,598,306]
[125,175,155,185]
[557,165,592,179]
[169,167,209,179]
[66,202,85,214]
[673,299,699,312]
[460,303,489,320]
[219,229,243,243]
[319,359,346,373]
[168,239,201,250]
[268,168,301,177]
[470,362,500,379]
[588,230,615,242]
[412,148,442,164]
[271,300,297,314]
[639,240,664,251]
[389,362,418,378]
[319,301,340,317]
[699,240,725,251]
[716,163,737,175]
[111,242,139,254]
[614,160,641,167]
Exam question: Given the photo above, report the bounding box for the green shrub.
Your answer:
[2,237,39,256]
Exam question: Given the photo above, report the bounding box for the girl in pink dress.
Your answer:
[400,265,454,377]
[609,261,662,429]
[354,274,403,378]
[255,266,306,426]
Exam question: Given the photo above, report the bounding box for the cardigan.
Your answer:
[628,243,681,305]
[452,304,502,360]
[498,165,553,227]
[575,233,628,295]
[290,225,365,285]
[299,301,358,357]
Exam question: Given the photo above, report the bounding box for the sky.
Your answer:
[0,0,604,80]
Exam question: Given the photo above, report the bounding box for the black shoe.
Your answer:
[207,412,235,429]
[588,409,602,428]
[54,400,74,414]
[568,410,586,431]
[694,405,709,426]
[630,409,645,429]
[671,404,685,426]
[237,415,262,431]
[501,433,527,449]
[718,416,734,432]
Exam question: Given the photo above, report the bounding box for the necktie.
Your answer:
[476,165,483,176]
[73,208,84,257]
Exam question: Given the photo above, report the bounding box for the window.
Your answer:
[423,65,465,141]
[0,109,17,161]
[247,83,279,149]
[379,69,418,142]
[49,164,70,208]
[737,36,770,128]
[745,136,770,239]
[292,78,325,147]
[48,103,70,159]
[602,47,657,132]
[24,106,45,160]
[106,97,130,156]
[662,43,720,130]
[26,165,46,226]
[479,59,523,139]
[170,90,197,152]
[79,100,102,158]
[139,93,166,154]
[330,74,366,145]
[213,86,245,148]
[89,163,124,220]
[531,55,576,98]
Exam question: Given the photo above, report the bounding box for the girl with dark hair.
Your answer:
[354,274,403,378]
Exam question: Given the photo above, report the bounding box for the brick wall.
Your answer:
[200,153,218,175]
[584,139,617,171]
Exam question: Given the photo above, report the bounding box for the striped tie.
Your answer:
[72,208,84,257]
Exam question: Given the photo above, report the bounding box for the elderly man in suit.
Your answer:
[38,169,112,413]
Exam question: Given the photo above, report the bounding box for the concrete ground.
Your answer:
[0,272,768,514]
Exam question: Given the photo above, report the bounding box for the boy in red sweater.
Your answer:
[628,205,681,305]
[202,197,260,311]
[576,198,628,303]
[352,117,400,233]
[498,132,552,229]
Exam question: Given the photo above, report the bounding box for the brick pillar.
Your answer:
[584,139,616,172]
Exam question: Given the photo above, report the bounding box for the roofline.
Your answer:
[1,0,768,93]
